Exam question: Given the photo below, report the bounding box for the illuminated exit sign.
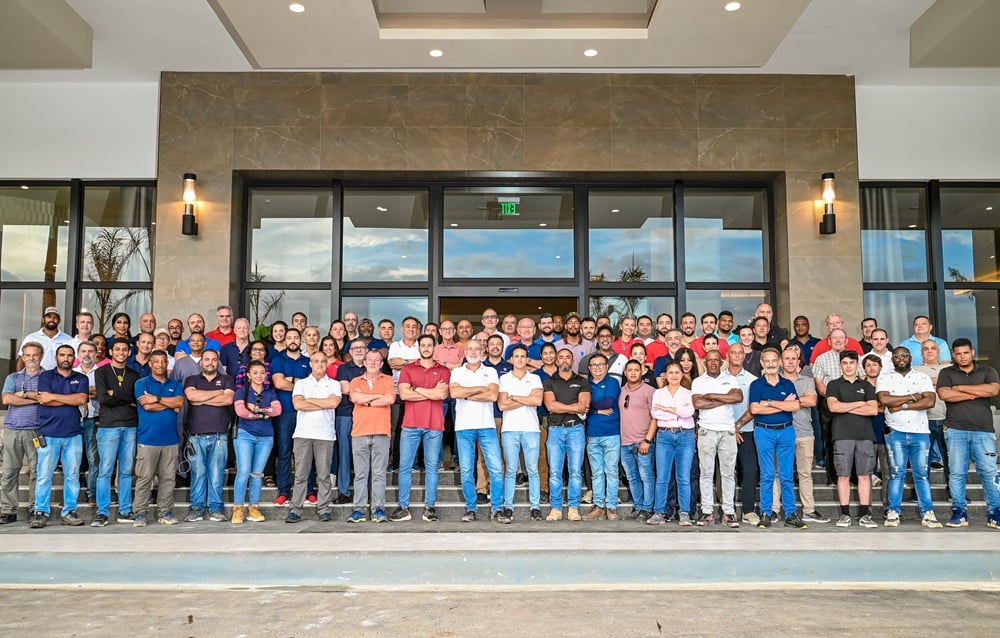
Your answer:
[497,196,520,216]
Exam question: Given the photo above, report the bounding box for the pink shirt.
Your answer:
[618,382,655,445]
[650,386,696,430]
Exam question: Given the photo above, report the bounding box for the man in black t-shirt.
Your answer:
[825,350,879,528]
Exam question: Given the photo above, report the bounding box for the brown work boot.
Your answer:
[567,507,582,521]
[231,505,245,525]
[546,508,563,521]
[246,505,265,522]
[606,508,619,521]
[583,506,606,520]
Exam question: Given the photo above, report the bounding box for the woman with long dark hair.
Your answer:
[231,360,281,524]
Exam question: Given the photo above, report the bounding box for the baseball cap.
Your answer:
[359,317,374,326]
[153,327,170,337]
[43,306,60,317]
[565,311,581,321]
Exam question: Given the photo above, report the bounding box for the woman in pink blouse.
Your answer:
[646,361,697,526]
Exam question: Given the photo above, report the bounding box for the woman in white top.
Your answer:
[646,361,697,526]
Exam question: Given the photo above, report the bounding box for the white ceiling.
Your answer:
[0,0,999,85]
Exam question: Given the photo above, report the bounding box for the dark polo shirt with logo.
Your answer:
[543,373,591,427]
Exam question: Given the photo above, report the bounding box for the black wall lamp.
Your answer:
[819,172,836,235]
[182,173,198,236]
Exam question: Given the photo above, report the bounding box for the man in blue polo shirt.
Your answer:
[748,347,805,529]
[583,353,621,520]
[133,350,185,527]
[31,345,89,528]
[269,328,312,505]
[175,313,221,356]
[1,341,44,524]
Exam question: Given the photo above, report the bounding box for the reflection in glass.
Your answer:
[444,190,573,279]
[685,290,768,329]
[242,289,332,331]
[344,190,428,281]
[863,290,930,347]
[940,187,999,284]
[945,289,999,371]
[861,187,928,282]
[683,189,766,282]
[0,289,66,389]
[82,186,155,283]
[0,186,70,282]
[341,297,428,333]
[589,190,673,282]
[588,296,674,330]
[79,288,152,336]
[249,189,333,282]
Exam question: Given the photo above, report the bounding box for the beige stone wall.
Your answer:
[154,72,860,329]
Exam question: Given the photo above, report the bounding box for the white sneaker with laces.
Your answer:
[922,511,943,529]
[836,514,852,527]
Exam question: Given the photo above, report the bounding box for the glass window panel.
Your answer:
[945,289,1000,374]
[589,190,674,282]
[0,186,70,282]
[341,296,429,336]
[685,289,768,329]
[78,288,152,337]
[249,189,333,282]
[82,185,155,283]
[0,289,66,389]
[863,290,930,347]
[683,188,766,282]
[243,289,332,332]
[443,189,574,279]
[588,296,674,330]
[343,189,428,282]
[860,186,928,282]
[940,187,999,284]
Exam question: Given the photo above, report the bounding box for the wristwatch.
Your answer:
[643,438,653,445]
[902,402,909,410]
[21,390,28,399]
[766,399,772,407]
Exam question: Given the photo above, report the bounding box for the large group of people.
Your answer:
[2,302,998,531]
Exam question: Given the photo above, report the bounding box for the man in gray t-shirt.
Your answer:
[778,345,828,523]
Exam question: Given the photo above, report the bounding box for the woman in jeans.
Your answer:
[232,360,282,523]
[646,361,697,526]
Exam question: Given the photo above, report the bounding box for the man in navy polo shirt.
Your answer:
[133,350,185,527]
[182,349,235,522]
[333,338,368,504]
[269,328,312,505]
[748,347,805,529]
[31,345,89,528]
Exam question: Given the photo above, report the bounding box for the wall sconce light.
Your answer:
[819,172,836,235]
[182,173,198,236]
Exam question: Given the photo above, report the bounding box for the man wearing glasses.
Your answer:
[480,308,510,350]
[333,339,369,504]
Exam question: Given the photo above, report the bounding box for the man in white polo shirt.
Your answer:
[498,344,544,522]
[285,352,342,523]
[691,350,744,527]
[449,340,504,523]
[876,346,941,528]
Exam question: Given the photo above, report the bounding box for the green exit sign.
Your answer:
[498,196,520,216]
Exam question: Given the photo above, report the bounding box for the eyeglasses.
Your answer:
[589,363,607,368]
[251,347,266,352]
[482,314,498,320]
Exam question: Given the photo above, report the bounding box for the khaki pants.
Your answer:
[1,428,37,514]
[133,443,178,516]
[772,436,816,513]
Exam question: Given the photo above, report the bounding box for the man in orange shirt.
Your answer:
[345,350,396,523]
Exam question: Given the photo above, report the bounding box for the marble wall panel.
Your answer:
[467,127,525,170]
[406,128,468,170]
[321,84,408,128]
[407,85,467,127]
[612,86,698,129]
[320,127,407,170]
[697,85,785,128]
[233,126,321,170]
[466,85,525,128]
[524,84,611,128]
[523,128,611,171]
[611,128,698,171]
[784,88,856,129]
[233,82,321,127]
[698,129,785,170]
[785,129,858,172]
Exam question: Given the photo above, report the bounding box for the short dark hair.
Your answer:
[951,337,973,351]
[509,344,529,357]
[719,311,734,319]
[700,312,717,323]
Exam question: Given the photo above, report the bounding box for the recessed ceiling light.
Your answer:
[289,3,305,13]
[376,206,388,212]
[20,185,29,190]
[988,206,994,211]
[611,208,620,213]
[554,255,561,259]
[450,223,459,227]
[908,224,917,228]
[584,49,598,58]
[429,49,443,58]
[538,223,547,227]
[724,2,741,11]
[401,255,407,259]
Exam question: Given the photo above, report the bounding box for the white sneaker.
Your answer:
[922,511,943,529]
[884,510,900,527]
[836,514,852,527]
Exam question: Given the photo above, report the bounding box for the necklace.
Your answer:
[111,364,126,387]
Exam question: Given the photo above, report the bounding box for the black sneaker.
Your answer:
[757,512,773,529]
[0,513,17,525]
[503,508,515,522]
[530,508,543,521]
[116,511,135,524]
[492,510,512,524]
[61,511,84,526]
[784,512,808,529]
[334,493,353,505]
[90,513,109,527]
[422,507,438,522]
[696,512,715,526]
[476,493,489,504]
[390,507,412,522]
[461,510,477,522]
[29,511,47,529]
[540,491,550,504]
[516,473,528,486]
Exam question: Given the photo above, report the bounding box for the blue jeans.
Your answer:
[273,410,296,497]
[586,435,621,509]
[621,441,655,513]
[189,433,229,514]
[928,419,948,479]
[96,426,137,516]
[546,424,585,509]
[398,427,443,508]
[456,428,503,511]
[755,425,797,517]
[945,428,1000,512]
[503,431,541,509]
[654,429,696,514]
[81,417,99,499]
[887,431,933,514]
[233,431,273,505]
[332,416,354,497]
[35,435,82,515]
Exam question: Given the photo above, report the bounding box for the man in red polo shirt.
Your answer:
[205,305,236,347]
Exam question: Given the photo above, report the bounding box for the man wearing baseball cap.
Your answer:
[18,306,73,371]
